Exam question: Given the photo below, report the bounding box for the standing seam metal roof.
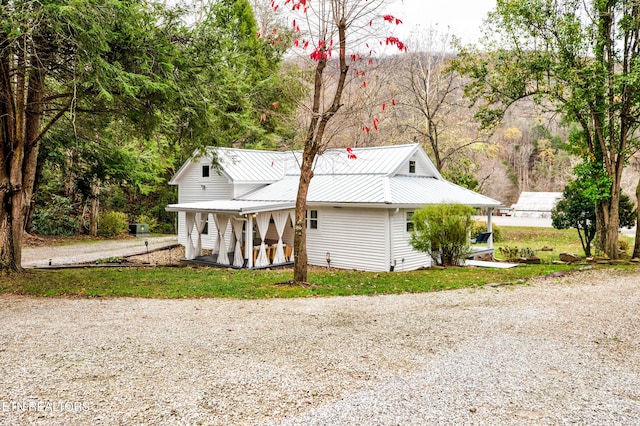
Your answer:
[215,148,289,183]
[239,175,502,207]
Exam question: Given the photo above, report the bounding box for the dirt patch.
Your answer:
[24,232,140,248]
[125,245,185,265]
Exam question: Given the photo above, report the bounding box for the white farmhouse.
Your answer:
[166,144,502,272]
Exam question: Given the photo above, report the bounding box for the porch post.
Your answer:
[487,208,494,249]
[185,211,196,260]
[245,214,254,268]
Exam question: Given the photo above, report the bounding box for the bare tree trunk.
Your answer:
[89,179,100,236]
[604,198,620,260]
[293,155,314,283]
[634,177,640,258]
[595,203,606,256]
[292,12,349,283]
[0,46,61,271]
[598,185,621,260]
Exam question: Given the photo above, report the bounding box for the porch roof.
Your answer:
[165,200,295,215]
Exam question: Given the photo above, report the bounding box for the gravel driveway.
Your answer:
[21,236,177,268]
[1,268,639,425]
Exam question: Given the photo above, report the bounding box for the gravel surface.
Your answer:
[1,268,640,425]
[21,236,178,268]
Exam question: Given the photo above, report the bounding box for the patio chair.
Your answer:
[472,232,492,244]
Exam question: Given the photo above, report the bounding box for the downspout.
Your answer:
[487,208,494,250]
[387,209,394,271]
[383,178,395,272]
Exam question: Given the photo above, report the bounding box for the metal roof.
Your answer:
[239,175,502,208]
[165,200,295,214]
[301,144,426,176]
[215,148,289,183]
[387,176,502,207]
[170,144,439,185]
[169,144,501,209]
[511,191,563,212]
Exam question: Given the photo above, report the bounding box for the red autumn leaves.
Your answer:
[262,1,406,134]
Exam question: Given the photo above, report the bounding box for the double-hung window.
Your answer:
[406,211,414,232]
[306,210,318,230]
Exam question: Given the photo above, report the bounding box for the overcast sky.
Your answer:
[388,0,496,45]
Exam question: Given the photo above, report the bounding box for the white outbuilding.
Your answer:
[166,144,502,272]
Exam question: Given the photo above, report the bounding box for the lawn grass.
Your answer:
[494,226,583,262]
[494,226,635,262]
[1,263,633,299]
[4,226,636,299]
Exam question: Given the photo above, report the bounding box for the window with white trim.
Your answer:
[406,211,414,232]
[306,209,318,229]
[409,160,416,174]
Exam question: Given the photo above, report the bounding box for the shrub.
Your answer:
[410,204,475,266]
[471,221,503,243]
[98,211,129,237]
[618,238,630,253]
[32,195,79,236]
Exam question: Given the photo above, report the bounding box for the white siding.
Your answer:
[234,183,266,198]
[178,171,233,203]
[390,209,432,271]
[176,160,234,246]
[408,153,434,177]
[306,207,389,272]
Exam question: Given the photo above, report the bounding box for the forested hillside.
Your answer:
[26,1,640,241]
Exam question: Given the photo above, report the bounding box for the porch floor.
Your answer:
[185,252,293,270]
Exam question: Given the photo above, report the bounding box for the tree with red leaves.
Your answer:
[265,0,405,283]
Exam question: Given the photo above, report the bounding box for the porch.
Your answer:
[467,209,496,259]
[165,200,296,269]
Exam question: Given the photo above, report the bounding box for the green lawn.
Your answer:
[2,226,636,299]
[494,226,635,262]
[0,263,595,299]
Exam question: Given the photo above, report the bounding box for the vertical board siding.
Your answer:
[306,207,388,272]
[390,209,432,271]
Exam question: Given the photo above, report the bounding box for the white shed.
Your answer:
[166,144,502,272]
[511,192,563,218]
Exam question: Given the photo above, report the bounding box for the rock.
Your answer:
[610,260,631,265]
[525,257,541,264]
[474,253,494,261]
[559,252,580,263]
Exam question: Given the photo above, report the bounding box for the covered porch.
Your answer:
[468,207,496,259]
[166,200,296,269]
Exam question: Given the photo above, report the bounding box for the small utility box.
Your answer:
[129,223,149,237]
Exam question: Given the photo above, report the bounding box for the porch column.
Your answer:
[185,211,196,260]
[487,208,494,249]
[272,211,288,264]
[254,212,271,267]
[214,213,231,265]
[232,218,245,267]
[245,214,253,268]
[194,212,207,258]
[288,210,295,263]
